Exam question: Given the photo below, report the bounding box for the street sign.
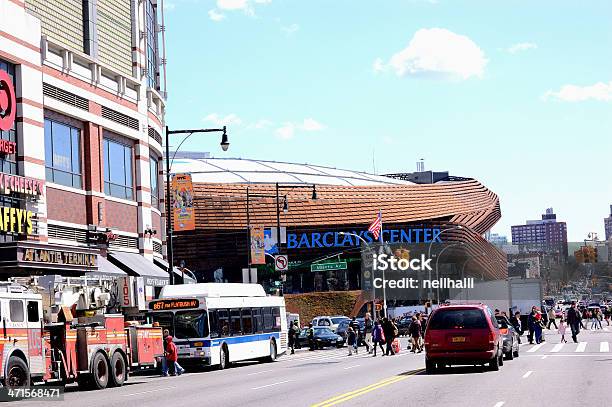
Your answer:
[274,255,288,272]
[310,261,347,272]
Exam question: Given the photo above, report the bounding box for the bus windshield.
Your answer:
[146,310,210,339]
[175,310,209,339]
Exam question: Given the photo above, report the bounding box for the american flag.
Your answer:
[368,211,383,240]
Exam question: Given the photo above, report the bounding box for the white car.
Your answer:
[311,316,350,333]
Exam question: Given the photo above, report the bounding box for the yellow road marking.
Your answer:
[311,369,424,407]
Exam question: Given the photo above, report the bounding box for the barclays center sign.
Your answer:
[287,227,443,249]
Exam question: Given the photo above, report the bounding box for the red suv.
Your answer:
[424,304,504,373]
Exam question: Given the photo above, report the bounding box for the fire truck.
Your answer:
[0,274,163,390]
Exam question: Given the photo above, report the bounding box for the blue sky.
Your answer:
[163,0,612,241]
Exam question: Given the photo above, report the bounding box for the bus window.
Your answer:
[272,307,281,331]
[241,309,253,334]
[147,312,174,335]
[209,310,220,338]
[252,308,263,333]
[230,309,242,335]
[175,311,209,339]
[218,309,229,337]
[263,307,273,332]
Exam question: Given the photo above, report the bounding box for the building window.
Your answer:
[150,156,159,208]
[44,118,81,188]
[145,0,160,90]
[0,60,17,175]
[103,137,133,200]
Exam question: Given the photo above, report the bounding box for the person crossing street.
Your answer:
[566,302,581,343]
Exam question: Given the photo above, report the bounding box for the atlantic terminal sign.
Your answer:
[287,227,443,249]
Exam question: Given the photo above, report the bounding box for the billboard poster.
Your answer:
[264,228,278,255]
[172,173,195,232]
[251,225,266,265]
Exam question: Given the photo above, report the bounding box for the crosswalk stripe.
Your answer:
[600,342,609,352]
[575,342,587,352]
[550,344,563,353]
[527,343,544,353]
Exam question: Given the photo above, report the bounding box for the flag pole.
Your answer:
[379,209,387,318]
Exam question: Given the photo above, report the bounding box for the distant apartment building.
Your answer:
[605,205,612,240]
[511,208,568,259]
[487,233,508,247]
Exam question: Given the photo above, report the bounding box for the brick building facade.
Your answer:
[0,0,173,295]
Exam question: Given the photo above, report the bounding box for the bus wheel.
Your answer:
[219,346,229,370]
[109,352,126,387]
[91,352,109,390]
[267,340,277,362]
[5,356,30,388]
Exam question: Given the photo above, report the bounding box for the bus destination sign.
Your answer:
[148,299,199,311]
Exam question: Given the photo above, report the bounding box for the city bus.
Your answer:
[146,283,287,369]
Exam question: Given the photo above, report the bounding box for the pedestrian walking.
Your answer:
[534,312,544,344]
[527,307,537,344]
[347,326,357,356]
[582,309,590,330]
[288,320,297,354]
[364,313,373,354]
[558,317,567,343]
[547,307,558,330]
[372,320,385,357]
[382,317,398,356]
[349,317,361,351]
[164,335,184,376]
[596,309,603,330]
[510,311,523,344]
[307,323,315,351]
[293,321,301,349]
[408,316,422,353]
[566,302,581,343]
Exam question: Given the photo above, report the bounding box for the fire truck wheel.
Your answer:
[5,356,30,388]
[109,352,126,387]
[91,352,109,390]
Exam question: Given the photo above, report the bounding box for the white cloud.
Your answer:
[248,119,274,129]
[299,118,325,131]
[544,82,612,102]
[275,123,295,140]
[216,0,271,17]
[507,42,537,54]
[275,118,326,140]
[375,28,487,80]
[204,113,243,126]
[163,1,176,11]
[208,9,226,21]
[281,23,299,35]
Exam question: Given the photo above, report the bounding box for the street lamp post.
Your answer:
[426,225,463,303]
[433,242,465,304]
[165,126,229,285]
[460,252,487,302]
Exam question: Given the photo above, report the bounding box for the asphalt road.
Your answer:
[16,325,612,407]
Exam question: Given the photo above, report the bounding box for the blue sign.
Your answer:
[264,228,278,255]
[287,227,442,249]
